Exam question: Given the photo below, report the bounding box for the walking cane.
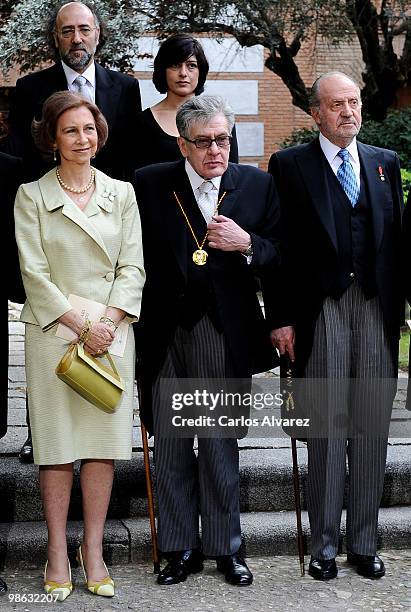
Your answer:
[138,383,160,574]
[281,356,305,576]
[291,437,305,576]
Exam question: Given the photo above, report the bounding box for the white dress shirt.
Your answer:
[62,60,96,103]
[185,160,221,220]
[319,132,361,188]
[184,160,252,263]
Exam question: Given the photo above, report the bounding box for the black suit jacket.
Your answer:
[2,152,24,304]
[266,138,404,374]
[5,62,141,181]
[133,160,281,432]
[2,151,24,438]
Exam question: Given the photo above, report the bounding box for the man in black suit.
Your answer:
[133,95,280,587]
[267,72,403,580]
[6,0,141,461]
[6,0,141,182]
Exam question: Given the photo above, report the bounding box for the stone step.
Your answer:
[1,506,410,569]
[1,443,409,523]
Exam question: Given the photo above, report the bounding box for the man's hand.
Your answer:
[207,215,250,252]
[270,326,295,362]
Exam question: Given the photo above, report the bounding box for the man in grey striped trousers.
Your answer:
[267,72,403,580]
[134,96,281,586]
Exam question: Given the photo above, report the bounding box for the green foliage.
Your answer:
[399,329,410,371]
[401,169,411,202]
[359,109,411,169]
[280,109,411,173]
[279,127,319,149]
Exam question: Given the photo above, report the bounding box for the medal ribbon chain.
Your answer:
[173,190,227,251]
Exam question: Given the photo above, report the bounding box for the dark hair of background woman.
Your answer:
[153,34,209,96]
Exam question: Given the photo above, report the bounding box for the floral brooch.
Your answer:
[102,189,117,201]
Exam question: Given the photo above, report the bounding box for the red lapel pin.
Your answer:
[378,165,385,181]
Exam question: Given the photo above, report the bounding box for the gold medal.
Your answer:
[193,249,208,265]
[173,190,227,266]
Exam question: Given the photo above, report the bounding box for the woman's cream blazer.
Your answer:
[14,168,145,329]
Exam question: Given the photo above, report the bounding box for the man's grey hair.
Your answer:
[309,71,361,109]
[176,95,235,139]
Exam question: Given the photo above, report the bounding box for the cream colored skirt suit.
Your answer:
[14,168,145,465]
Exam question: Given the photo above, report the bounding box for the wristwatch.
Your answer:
[244,242,253,257]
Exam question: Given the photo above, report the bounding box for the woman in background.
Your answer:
[134,33,238,168]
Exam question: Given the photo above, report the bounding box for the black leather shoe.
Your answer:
[0,577,7,594]
[19,434,34,464]
[216,553,253,586]
[157,549,203,585]
[347,551,385,578]
[308,557,338,580]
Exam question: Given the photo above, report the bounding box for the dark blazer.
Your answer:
[5,62,141,181]
[2,152,24,304]
[2,151,24,438]
[133,160,281,431]
[266,138,404,374]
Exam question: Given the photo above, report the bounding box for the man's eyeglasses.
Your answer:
[56,26,98,38]
[183,135,232,149]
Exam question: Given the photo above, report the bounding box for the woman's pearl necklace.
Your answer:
[56,167,95,193]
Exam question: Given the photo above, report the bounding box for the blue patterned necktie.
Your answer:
[337,148,359,207]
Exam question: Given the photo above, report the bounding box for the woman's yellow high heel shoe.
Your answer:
[76,545,114,597]
[44,560,73,602]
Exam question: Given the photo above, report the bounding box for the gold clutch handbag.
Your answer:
[56,342,124,413]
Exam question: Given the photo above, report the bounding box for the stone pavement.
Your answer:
[1,551,411,611]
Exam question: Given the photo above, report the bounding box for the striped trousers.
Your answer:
[305,282,396,559]
[152,316,242,556]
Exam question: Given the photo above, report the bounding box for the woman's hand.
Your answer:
[58,307,126,356]
[84,321,115,356]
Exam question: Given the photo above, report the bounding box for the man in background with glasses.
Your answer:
[6,0,141,184]
[5,1,142,465]
[133,95,281,587]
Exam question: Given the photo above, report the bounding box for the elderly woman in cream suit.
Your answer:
[14,92,145,601]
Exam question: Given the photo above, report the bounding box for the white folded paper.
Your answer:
[55,294,128,357]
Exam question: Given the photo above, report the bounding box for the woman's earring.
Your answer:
[53,149,57,162]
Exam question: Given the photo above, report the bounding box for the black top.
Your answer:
[133,107,239,170]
